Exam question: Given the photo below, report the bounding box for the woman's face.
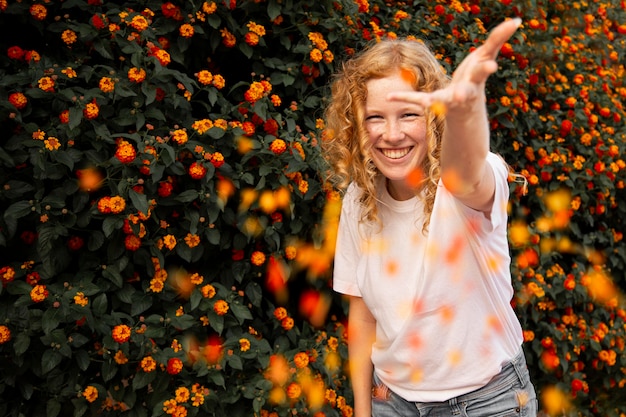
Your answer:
[364,71,428,200]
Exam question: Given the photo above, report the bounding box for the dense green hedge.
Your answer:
[0,0,625,416]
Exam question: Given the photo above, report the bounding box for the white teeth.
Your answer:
[381,147,411,159]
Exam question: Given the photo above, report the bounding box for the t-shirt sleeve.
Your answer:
[332,184,362,297]
[453,152,510,234]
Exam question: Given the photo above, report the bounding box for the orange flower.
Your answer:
[188,162,207,179]
[163,234,177,250]
[274,307,287,320]
[29,4,47,20]
[294,352,309,368]
[251,251,266,266]
[83,100,99,119]
[184,233,200,248]
[141,355,157,372]
[220,28,236,47]
[61,29,77,45]
[269,139,287,155]
[114,350,128,364]
[128,67,147,83]
[211,152,224,168]
[0,325,11,344]
[115,139,136,163]
[201,284,216,298]
[130,15,149,31]
[82,386,98,403]
[179,23,195,38]
[281,317,294,331]
[213,299,229,316]
[99,77,115,93]
[112,324,132,343]
[286,382,302,399]
[196,70,213,85]
[30,284,48,303]
[38,76,55,92]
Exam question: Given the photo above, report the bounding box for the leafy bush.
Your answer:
[0,1,624,416]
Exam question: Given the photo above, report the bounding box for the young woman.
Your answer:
[324,19,537,417]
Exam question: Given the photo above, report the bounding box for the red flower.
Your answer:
[67,236,84,251]
[7,46,25,60]
[124,235,141,251]
[8,92,27,110]
[166,357,183,375]
[59,110,70,124]
[188,162,207,179]
[91,13,107,30]
[158,181,174,197]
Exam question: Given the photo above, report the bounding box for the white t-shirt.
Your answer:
[333,152,523,402]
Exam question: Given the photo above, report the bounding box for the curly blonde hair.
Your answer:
[323,38,450,231]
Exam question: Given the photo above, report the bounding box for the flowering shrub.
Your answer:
[0,1,624,417]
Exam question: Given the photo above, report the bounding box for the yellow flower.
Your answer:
[61,67,77,78]
[323,50,334,63]
[38,76,55,92]
[130,15,149,31]
[44,137,61,151]
[30,284,48,303]
[239,338,251,352]
[163,234,177,250]
[285,246,297,260]
[82,386,98,403]
[74,292,88,307]
[175,387,190,402]
[294,352,309,368]
[247,21,266,36]
[171,129,188,145]
[307,32,328,50]
[192,119,213,134]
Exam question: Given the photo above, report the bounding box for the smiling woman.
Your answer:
[324,19,538,417]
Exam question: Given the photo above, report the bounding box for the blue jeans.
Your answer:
[371,350,537,417]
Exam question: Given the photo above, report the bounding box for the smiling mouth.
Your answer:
[380,147,412,160]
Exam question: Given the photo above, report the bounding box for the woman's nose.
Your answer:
[384,120,404,141]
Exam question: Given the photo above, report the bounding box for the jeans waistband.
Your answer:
[448,349,527,406]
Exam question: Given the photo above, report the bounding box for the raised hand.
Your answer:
[387,18,522,112]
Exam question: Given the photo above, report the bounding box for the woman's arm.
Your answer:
[348,295,376,417]
[388,18,522,212]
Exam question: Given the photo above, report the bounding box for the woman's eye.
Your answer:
[403,113,421,118]
[365,115,382,121]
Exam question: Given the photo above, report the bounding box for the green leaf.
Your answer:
[130,293,152,316]
[128,188,149,214]
[102,216,124,237]
[102,359,117,382]
[230,302,253,324]
[245,282,262,307]
[132,371,156,390]
[41,349,63,374]
[92,293,108,316]
[13,332,30,356]
[41,308,63,334]
[47,399,61,417]
[74,349,90,371]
